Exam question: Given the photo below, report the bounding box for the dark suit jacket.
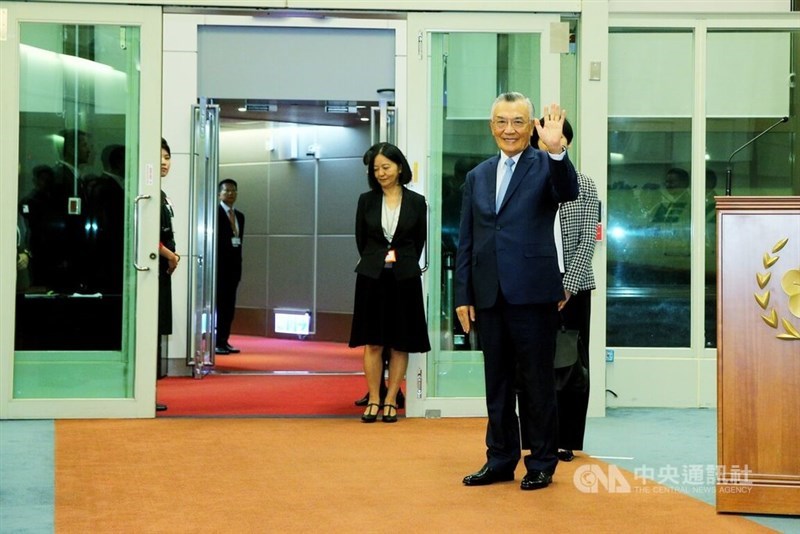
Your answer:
[455,146,578,309]
[217,204,245,282]
[354,187,427,281]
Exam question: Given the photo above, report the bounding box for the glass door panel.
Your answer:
[432,31,552,399]
[14,22,140,398]
[1,3,162,418]
[606,31,694,349]
[406,13,561,415]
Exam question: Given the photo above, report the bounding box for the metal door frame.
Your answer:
[186,101,220,378]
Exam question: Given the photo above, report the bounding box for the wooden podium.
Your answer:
[716,196,800,515]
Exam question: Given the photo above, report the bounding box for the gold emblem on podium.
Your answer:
[754,238,800,341]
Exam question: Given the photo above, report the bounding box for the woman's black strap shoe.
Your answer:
[382,404,398,423]
[361,403,381,423]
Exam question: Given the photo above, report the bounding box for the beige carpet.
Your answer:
[55,418,773,533]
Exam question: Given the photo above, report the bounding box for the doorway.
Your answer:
[183,100,392,415]
[213,98,385,347]
[158,13,404,415]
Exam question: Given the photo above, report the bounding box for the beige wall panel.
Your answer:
[606,358,701,407]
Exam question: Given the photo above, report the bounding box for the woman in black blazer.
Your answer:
[349,143,431,423]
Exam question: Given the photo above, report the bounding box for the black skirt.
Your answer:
[158,259,172,336]
[349,269,431,353]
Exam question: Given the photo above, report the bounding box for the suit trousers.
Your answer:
[475,292,560,474]
[216,273,240,347]
[557,289,591,450]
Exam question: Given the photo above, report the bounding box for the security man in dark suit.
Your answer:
[215,179,245,355]
[455,92,578,491]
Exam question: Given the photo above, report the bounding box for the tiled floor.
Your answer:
[584,408,797,532]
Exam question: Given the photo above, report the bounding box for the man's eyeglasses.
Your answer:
[492,118,529,130]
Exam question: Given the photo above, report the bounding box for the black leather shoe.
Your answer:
[354,392,369,407]
[225,344,240,354]
[557,449,575,462]
[215,346,230,355]
[462,465,515,486]
[520,470,552,491]
[156,403,168,412]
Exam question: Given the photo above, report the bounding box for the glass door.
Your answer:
[186,101,220,378]
[405,13,563,417]
[0,2,162,418]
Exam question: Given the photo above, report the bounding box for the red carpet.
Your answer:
[213,336,363,373]
[157,336,399,417]
[156,374,371,417]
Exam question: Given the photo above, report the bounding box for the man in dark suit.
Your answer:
[455,92,578,491]
[215,179,245,355]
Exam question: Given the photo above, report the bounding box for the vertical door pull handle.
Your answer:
[134,194,151,271]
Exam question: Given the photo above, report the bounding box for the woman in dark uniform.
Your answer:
[349,143,430,423]
[157,138,180,411]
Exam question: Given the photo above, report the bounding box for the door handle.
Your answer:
[421,200,429,273]
[133,194,151,271]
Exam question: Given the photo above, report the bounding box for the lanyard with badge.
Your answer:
[383,199,400,265]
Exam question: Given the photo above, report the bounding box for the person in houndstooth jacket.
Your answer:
[531,118,598,463]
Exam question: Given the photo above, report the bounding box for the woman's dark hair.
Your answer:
[362,143,380,165]
[530,118,574,149]
[364,142,413,191]
[161,137,171,156]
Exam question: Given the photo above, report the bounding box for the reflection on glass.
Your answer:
[608,30,799,350]
[14,23,140,398]
[606,119,692,347]
[704,31,797,348]
[704,118,795,347]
